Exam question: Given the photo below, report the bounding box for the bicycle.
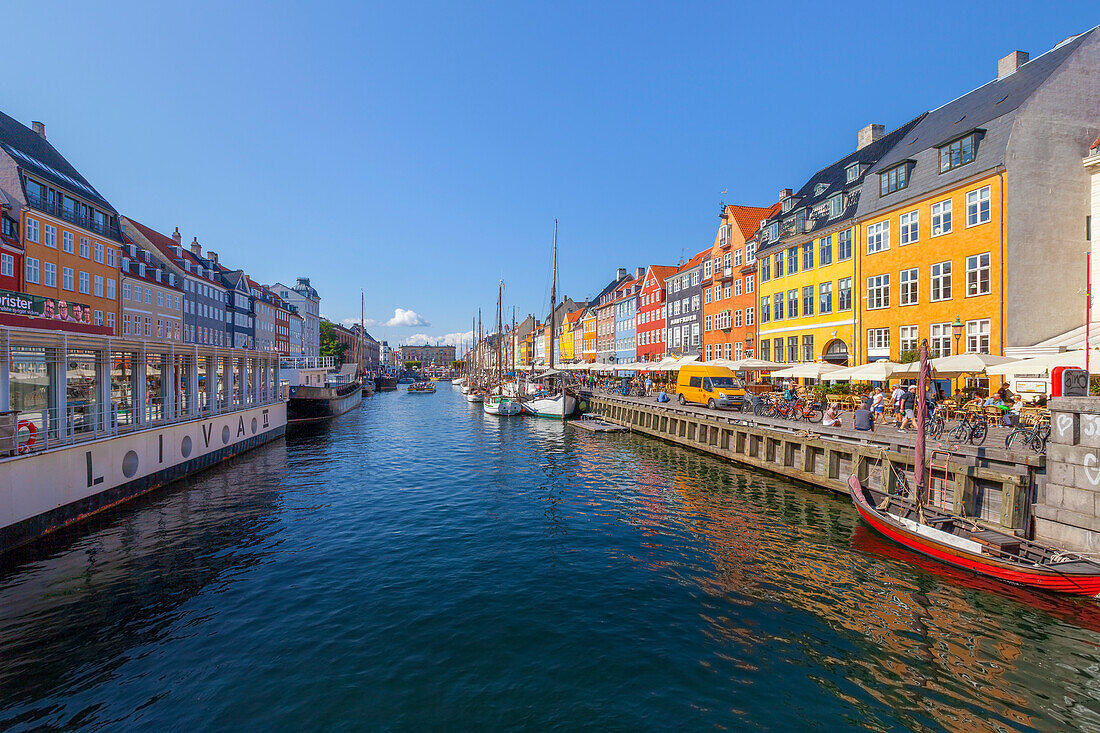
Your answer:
[924,405,948,439]
[949,411,988,446]
[1005,418,1050,453]
[786,399,823,423]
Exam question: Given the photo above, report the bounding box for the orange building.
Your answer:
[702,202,779,361]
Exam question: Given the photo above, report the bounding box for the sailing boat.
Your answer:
[466,310,485,403]
[848,339,1100,596]
[485,281,521,416]
[522,220,577,420]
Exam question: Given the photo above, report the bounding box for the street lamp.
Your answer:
[951,316,964,355]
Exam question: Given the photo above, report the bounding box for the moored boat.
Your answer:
[484,395,522,415]
[521,393,577,419]
[408,381,436,393]
[466,392,484,403]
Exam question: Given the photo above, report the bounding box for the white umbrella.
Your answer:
[894,352,1018,377]
[722,357,784,371]
[770,362,844,379]
[985,349,1100,376]
[828,360,903,382]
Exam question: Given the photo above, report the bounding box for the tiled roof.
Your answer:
[726,203,781,238]
[0,110,115,212]
[644,264,679,285]
[674,248,709,274]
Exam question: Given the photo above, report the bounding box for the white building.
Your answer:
[273,277,320,357]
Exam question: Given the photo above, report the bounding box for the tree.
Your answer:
[404,361,422,369]
[319,319,349,361]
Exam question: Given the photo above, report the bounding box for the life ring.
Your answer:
[17,420,36,454]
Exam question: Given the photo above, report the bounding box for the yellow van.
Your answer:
[675,364,747,410]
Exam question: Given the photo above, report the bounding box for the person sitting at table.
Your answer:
[965,392,985,409]
[1004,395,1024,426]
[823,404,841,427]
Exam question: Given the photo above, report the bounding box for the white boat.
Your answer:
[466,393,484,403]
[484,395,522,415]
[460,384,470,394]
[522,393,577,419]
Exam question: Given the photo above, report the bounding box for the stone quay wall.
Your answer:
[1035,396,1100,552]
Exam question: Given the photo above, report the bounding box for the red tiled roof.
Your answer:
[726,202,782,238]
[1092,136,1100,152]
[674,248,709,274]
[565,309,583,325]
[644,264,678,285]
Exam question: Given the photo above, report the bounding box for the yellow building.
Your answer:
[580,308,597,362]
[756,118,923,367]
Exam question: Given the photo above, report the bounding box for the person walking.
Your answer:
[890,383,905,427]
[899,385,917,432]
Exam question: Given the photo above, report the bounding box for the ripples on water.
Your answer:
[3,387,1100,731]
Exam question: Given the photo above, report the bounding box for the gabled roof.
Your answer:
[0,110,115,212]
[565,309,583,325]
[674,248,709,274]
[726,203,781,239]
[643,264,679,287]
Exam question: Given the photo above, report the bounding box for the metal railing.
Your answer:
[25,193,123,241]
[280,355,336,370]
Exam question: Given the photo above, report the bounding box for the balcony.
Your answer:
[25,193,122,241]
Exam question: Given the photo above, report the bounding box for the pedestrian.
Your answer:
[871,387,885,423]
[891,383,905,426]
[899,385,917,432]
[997,382,1014,403]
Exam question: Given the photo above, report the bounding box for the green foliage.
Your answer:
[404,361,422,368]
[450,360,463,370]
[898,349,919,364]
[319,319,349,361]
[812,382,854,400]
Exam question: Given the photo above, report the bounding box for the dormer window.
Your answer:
[767,221,779,242]
[879,162,911,196]
[781,196,794,213]
[939,132,980,173]
[845,162,861,183]
[795,208,809,233]
[827,193,844,218]
[814,182,828,196]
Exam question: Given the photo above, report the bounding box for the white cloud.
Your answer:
[386,308,430,328]
[401,330,473,348]
[340,317,380,328]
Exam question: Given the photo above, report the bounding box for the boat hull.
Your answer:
[484,399,522,415]
[287,383,362,424]
[849,476,1100,597]
[521,394,577,419]
[375,376,398,391]
[466,394,484,403]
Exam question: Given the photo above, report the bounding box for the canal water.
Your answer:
[3,386,1100,731]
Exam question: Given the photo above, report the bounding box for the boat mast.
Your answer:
[511,306,516,374]
[360,289,365,378]
[550,219,557,371]
[915,338,930,513]
[497,280,503,385]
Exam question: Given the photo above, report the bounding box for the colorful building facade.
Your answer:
[637,265,676,362]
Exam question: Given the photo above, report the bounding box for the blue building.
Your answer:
[614,267,644,366]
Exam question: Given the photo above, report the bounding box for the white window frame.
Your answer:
[63,267,74,291]
[900,211,919,245]
[900,325,918,353]
[966,252,990,296]
[966,319,991,354]
[25,256,39,283]
[866,274,890,310]
[43,223,56,248]
[966,186,991,227]
[900,268,918,306]
[930,261,952,302]
[866,221,890,254]
[43,261,56,287]
[931,199,952,236]
[0,253,12,277]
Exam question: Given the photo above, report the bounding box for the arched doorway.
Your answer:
[822,339,849,366]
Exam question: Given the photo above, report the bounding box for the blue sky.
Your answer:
[2,2,1096,351]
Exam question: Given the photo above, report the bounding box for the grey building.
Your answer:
[247,277,277,353]
[123,220,228,347]
[274,278,320,357]
[666,251,705,358]
[218,268,255,350]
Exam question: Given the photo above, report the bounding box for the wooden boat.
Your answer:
[484,395,521,415]
[849,477,1100,596]
[407,381,436,393]
[466,392,484,403]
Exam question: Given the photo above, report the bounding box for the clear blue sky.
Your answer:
[2,2,1096,351]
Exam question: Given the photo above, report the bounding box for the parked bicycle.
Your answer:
[1005,418,1049,453]
[786,399,823,423]
[924,405,948,438]
[949,411,988,446]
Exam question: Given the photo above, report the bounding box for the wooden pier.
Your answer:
[586,394,1044,533]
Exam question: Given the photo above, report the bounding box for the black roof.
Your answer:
[0,110,115,212]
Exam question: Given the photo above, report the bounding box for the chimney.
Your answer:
[616,267,627,280]
[857,124,885,150]
[190,236,201,257]
[172,227,182,246]
[208,250,218,265]
[780,188,792,199]
[634,267,645,279]
[998,50,1029,79]
[31,121,45,139]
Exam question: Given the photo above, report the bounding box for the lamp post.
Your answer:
[951,316,964,356]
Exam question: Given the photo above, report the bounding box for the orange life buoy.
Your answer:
[17,420,35,454]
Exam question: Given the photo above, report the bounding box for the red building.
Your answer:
[636,264,676,362]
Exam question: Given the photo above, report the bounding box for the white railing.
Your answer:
[280,355,336,370]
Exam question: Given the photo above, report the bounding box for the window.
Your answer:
[802,285,814,316]
[123,313,131,335]
[733,280,742,297]
[819,235,832,266]
[746,276,754,294]
[760,340,770,361]
[705,344,712,360]
[900,268,918,305]
[939,133,976,173]
[62,231,74,253]
[774,294,784,320]
[79,271,89,294]
[94,242,104,263]
[719,223,730,246]
[106,312,114,331]
[25,217,39,243]
[787,289,798,319]
[760,257,770,281]
[867,274,890,309]
[733,249,743,266]
[966,319,990,354]
[867,328,890,353]
[722,253,731,271]
[802,335,814,362]
[25,257,38,283]
[704,289,711,304]
[900,211,919,245]
[145,289,152,304]
[838,277,852,311]
[746,307,754,325]
[828,193,843,218]
[734,310,742,328]
[735,342,743,359]
[838,229,852,260]
[63,267,74,291]
[745,242,755,263]
[106,247,115,266]
[0,253,12,277]
[931,199,952,236]
[704,260,712,278]
[788,337,798,363]
[845,162,860,183]
[900,325,918,353]
[930,323,953,358]
[80,237,90,258]
[691,271,700,286]
[966,253,990,296]
[931,261,952,301]
[94,275,104,297]
[787,248,798,275]
[723,284,731,299]
[44,261,56,287]
[43,224,56,247]
[760,296,770,323]
[704,314,712,331]
[802,242,813,270]
[866,221,890,253]
[157,292,164,307]
[774,253,784,278]
[123,281,131,300]
[691,294,700,311]
[774,338,784,363]
[879,163,909,195]
[94,310,103,326]
[106,278,115,299]
[967,186,991,226]
[819,282,833,314]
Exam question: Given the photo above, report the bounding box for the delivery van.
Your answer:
[675,364,747,410]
